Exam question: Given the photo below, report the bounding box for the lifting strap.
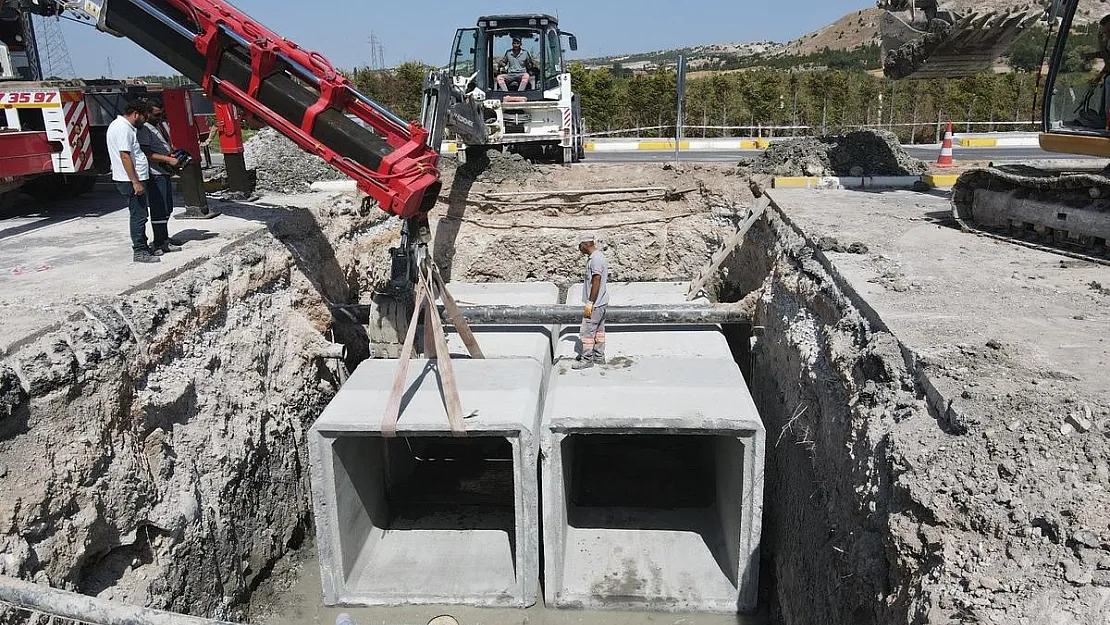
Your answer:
[381,262,473,437]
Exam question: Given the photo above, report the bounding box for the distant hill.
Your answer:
[578,41,783,72]
[576,2,1102,74]
[779,8,884,56]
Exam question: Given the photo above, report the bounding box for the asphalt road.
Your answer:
[581,146,1101,164]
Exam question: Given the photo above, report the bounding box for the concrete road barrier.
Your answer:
[772,173,960,190]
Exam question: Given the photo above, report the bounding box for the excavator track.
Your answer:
[951,166,1110,264]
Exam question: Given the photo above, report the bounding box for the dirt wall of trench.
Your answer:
[0,198,395,621]
[721,211,935,625]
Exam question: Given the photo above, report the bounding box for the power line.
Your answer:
[368,31,385,69]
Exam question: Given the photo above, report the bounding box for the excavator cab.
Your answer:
[1040,0,1110,155]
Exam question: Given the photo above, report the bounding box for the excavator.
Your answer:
[3,0,489,292]
[880,0,1110,257]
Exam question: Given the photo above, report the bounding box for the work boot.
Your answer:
[133,250,161,264]
[157,241,183,253]
[167,236,185,246]
[571,358,595,370]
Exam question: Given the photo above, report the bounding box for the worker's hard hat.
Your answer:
[578,232,596,244]
[512,36,522,43]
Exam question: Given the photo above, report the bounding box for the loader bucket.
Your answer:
[881,6,1044,80]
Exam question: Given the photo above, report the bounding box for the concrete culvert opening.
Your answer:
[327,433,523,605]
[560,433,748,604]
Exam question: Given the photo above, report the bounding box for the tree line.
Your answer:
[347,62,1049,145]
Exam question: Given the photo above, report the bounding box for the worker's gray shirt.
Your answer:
[502,49,533,74]
[137,122,173,177]
[582,250,609,307]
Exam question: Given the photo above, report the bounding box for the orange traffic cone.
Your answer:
[936,122,955,168]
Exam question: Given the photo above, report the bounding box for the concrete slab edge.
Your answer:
[772,173,960,190]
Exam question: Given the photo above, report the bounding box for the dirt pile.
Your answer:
[244,128,346,193]
[455,150,543,185]
[738,130,929,177]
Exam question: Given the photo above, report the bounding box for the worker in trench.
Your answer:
[573,232,608,370]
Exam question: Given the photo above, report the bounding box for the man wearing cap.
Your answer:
[574,232,608,370]
[496,36,535,91]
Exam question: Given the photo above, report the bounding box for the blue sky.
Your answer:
[56,0,869,78]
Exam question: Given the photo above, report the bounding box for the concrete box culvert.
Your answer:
[308,283,557,608]
[308,359,544,608]
[544,282,765,612]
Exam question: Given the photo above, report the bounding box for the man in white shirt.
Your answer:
[106,99,159,263]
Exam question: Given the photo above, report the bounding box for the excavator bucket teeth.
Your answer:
[881,7,1044,80]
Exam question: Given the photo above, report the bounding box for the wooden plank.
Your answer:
[381,280,427,438]
[432,266,485,359]
[686,196,769,301]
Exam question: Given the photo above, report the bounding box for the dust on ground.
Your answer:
[738,129,929,178]
[244,128,347,193]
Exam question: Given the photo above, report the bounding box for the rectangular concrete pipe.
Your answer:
[540,357,765,612]
[555,281,741,361]
[309,283,558,608]
[440,282,560,367]
[309,360,544,607]
[540,282,765,612]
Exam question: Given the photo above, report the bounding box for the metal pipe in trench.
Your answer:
[0,574,244,625]
[330,303,752,326]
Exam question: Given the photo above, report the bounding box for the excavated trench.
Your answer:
[0,171,937,625]
[714,211,928,625]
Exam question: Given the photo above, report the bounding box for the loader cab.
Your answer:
[450,14,578,101]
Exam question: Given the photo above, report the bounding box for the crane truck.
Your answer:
[3,0,491,292]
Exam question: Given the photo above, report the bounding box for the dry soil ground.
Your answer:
[0,146,1108,625]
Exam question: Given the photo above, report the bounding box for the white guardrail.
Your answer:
[439,133,1041,153]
